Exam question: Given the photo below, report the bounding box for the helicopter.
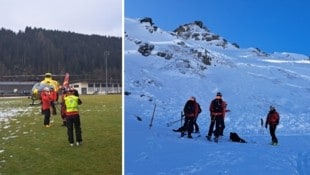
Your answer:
[30,72,69,105]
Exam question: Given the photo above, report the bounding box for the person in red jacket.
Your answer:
[60,88,68,126]
[181,96,201,138]
[41,87,53,127]
[174,97,201,137]
[265,106,280,145]
[206,92,227,142]
[193,98,202,133]
[50,87,58,115]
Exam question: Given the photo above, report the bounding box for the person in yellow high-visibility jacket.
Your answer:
[64,89,82,147]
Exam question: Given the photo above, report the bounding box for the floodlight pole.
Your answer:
[104,51,110,95]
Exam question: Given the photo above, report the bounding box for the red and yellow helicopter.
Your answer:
[30,72,69,105]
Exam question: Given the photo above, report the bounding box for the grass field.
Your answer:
[0,95,122,175]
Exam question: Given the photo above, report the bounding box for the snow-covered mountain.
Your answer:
[124,17,310,175]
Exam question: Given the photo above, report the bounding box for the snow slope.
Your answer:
[124,18,310,175]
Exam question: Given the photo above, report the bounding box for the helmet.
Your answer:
[69,88,75,92]
[189,96,196,101]
[45,73,52,78]
[216,92,222,97]
[270,106,275,111]
[43,87,50,91]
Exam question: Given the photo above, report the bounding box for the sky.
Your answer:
[0,0,122,37]
[125,0,310,56]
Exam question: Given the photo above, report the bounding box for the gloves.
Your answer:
[265,124,268,129]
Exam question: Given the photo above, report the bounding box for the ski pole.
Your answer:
[259,118,265,134]
[166,118,182,127]
[149,104,156,128]
[180,112,184,127]
[180,112,184,137]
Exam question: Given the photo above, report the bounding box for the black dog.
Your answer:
[230,132,247,143]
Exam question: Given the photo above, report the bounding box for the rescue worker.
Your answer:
[206,92,227,142]
[60,88,67,126]
[173,97,201,135]
[64,89,82,146]
[41,87,53,127]
[265,106,280,145]
[181,96,201,138]
[50,87,57,115]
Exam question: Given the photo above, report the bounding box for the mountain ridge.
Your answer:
[127,17,308,60]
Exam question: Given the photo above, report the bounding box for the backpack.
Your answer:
[212,99,223,112]
[269,112,279,124]
[185,100,195,114]
[197,103,202,114]
[230,132,247,143]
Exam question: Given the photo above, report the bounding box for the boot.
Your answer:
[206,136,211,141]
[214,137,218,143]
[173,127,183,132]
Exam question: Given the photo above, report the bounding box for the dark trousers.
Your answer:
[219,122,225,136]
[42,109,51,125]
[269,124,278,143]
[51,102,56,115]
[214,116,224,138]
[183,117,195,136]
[207,117,215,137]
[193,117,199,132]
[66,115,82,144]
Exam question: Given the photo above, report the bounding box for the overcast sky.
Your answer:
[0,0,122,37]
[126,0,310,56]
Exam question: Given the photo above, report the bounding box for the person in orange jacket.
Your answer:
[41,87,53,127]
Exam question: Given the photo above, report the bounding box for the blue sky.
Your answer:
[125,0,310,56]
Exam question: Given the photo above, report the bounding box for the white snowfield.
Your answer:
[124,18,310,175]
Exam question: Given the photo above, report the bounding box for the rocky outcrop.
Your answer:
[138,43,155,56]
[140,17,158,33]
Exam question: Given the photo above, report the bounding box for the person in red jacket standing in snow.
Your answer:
[206,92,227,142]
[181,96,201,138]
[265,106,280,145]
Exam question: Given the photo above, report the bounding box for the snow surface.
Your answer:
[124,18,310,175]
[0,97,37,160]
[0,97,31,122]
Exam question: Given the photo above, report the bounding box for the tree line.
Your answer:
[0,27,122,83]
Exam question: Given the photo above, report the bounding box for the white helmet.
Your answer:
[43,87,50,91]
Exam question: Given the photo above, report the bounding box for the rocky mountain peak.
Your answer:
[172,20,231,49]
